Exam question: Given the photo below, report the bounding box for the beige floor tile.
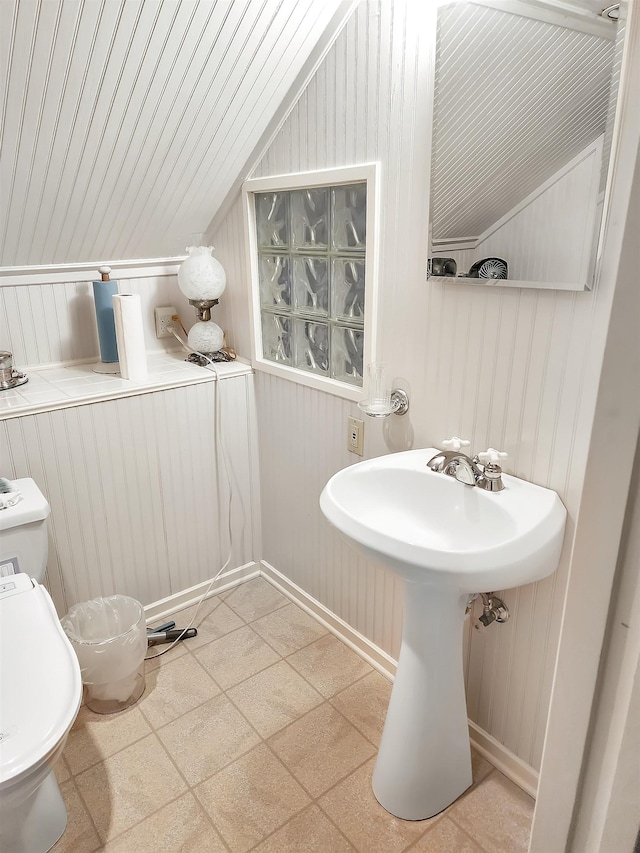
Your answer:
[227,660,323,737]
[144,632,189,672]
[157,693,261,785]
[193,624,280,689]
[64,705,152,775]
[448,770,534,853]
[268,703,375,796]
[288,634,373,698]
[138,653,220,729]
[224,577,289,622]
[52,780,101,853]
[251,602,328,655]
[145,596,242,665]
[412,816,485,852]
[195,743,310,853]
[74,734,187,843]
[330,671,392,745]
[101,792,227,852]
[319,758,435,853]
[55,754,71,784]
[252,804,355,852]
[471,747,494,785]
[181,597,246,650]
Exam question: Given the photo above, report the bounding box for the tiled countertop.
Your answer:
[0,351,252,420]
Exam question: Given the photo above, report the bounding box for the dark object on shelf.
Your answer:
[186,347,236,366]
[428,257,457,277]
[0,351,29,391]
[467,258,508,280]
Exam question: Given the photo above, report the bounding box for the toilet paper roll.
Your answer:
[93,280,119,363]
[112,294,148,381]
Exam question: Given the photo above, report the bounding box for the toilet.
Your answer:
[0,478,82,853]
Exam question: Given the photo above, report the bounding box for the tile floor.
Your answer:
[52,578,534,852]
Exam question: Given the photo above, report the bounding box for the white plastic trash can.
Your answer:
[61,595,147,714]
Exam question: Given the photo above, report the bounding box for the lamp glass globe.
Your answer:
[177,245,226,301]
[188,320,224,353]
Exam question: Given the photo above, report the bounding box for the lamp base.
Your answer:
[186,350,235,366]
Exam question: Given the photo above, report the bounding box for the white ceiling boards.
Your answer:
[0,0,352,268]
[428,0,626,290]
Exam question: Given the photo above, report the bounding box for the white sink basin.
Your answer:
[320,447,567,821]
[320,447,566,592]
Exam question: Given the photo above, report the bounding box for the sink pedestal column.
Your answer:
[372,581,472,820]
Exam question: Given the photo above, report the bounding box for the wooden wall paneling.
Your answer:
[208,0,615,775]
[0,378,255,616]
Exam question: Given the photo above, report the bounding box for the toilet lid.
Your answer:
[0,578,82,784]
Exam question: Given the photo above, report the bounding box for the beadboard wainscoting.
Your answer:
[0,271,191,369]
[208,0,622,780]
[0,0,627,802]
[251,370,579,782]
[0,373,261,617]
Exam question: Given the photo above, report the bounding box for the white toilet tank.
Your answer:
[0,478,50,582]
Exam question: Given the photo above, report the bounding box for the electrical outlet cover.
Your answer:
[348,416,364,456]
[155,306,177,338]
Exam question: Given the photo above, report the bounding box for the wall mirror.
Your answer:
[427,0,627,291]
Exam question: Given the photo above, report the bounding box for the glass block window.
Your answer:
[254,182,367,387]
[245,164,378,400]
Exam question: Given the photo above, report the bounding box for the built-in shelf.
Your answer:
[0,351,252,420]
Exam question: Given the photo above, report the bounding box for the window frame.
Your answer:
[242,163,380,401]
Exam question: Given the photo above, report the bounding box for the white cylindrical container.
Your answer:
[112,293,148,381]
[61,595,147,714]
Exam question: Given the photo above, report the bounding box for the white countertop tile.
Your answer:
[0,351,252,420]
[17,389,71,404]
[0,395,25,411]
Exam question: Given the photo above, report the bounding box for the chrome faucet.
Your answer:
[427,450,483,485]
[427,438,508,491]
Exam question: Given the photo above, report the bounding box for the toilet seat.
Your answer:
[0,576,82,788]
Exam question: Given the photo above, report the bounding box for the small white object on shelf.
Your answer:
[112,294,148,381]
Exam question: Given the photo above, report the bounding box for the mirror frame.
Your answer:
[425,0,629,292]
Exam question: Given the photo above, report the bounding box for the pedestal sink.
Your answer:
[319,448,566,820]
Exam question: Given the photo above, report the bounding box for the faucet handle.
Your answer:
[442,436,471,452]
[478,447,508,465]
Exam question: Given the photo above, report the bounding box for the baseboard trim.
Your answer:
[143,560,539,797]
[259,560,539,798]
[259,561,397,680]
[143,562,260,623]
[468,720,539,798]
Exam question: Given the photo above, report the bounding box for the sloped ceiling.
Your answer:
[431,1,616,241]
[0,0,353,267]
